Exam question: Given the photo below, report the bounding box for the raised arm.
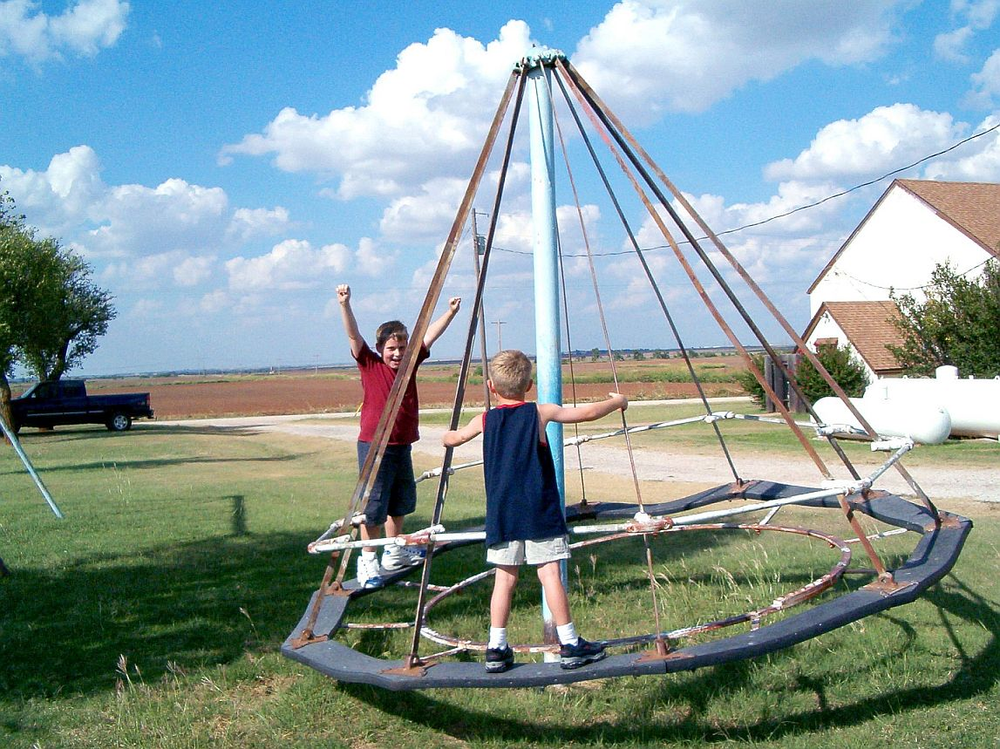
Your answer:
[537,393,628,429]
[337,284,366,359]
[423,297,462,349]
[442,412,484,447]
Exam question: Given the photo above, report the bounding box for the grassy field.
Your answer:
[1,407,999,748]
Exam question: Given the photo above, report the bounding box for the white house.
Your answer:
[802,179,1000,377]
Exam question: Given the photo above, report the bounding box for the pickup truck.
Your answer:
[10,380,154,433]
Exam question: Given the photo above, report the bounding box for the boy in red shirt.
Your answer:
[338,284,461,588]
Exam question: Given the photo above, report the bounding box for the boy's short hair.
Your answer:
[375,320,408,352]
[489,350,533,398]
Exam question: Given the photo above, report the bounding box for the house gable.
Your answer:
[807,180,1000,317]
[802,300,905,378]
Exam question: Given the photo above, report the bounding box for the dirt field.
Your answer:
[81,361,745,419]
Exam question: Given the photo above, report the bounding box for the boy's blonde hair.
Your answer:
[489,350,533,399]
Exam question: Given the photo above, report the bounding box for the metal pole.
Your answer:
[0,417,64,519]
[526,48,565,655]
[492,320,505,352]
[470,211,492,408]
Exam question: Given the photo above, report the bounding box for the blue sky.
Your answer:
[2,1,999,376]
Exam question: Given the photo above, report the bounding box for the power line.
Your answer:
[485,119,1000,258]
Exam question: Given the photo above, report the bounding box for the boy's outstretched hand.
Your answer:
[609,393,628,411]
[337,284,351,305]
[448,296,461,313]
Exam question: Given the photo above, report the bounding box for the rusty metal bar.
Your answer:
[552,59,742,485]
[402,65,528,670]
[558,61,834,481]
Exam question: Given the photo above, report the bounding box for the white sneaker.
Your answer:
[382,545,425,571]
[356,556,384,589]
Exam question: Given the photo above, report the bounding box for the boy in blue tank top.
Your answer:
[443,350,627,672]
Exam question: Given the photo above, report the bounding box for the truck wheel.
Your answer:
[107,413,132,432]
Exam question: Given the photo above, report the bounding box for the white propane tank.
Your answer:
[864,366,1000,438]
[813,396,951,445]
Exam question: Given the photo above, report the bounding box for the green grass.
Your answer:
[1,418,999,748]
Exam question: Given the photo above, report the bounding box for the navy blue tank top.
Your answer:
[482,402,568,546]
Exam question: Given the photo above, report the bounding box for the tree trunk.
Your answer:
[0,372,13,443]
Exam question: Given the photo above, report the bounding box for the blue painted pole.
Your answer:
[525,48,565,656]
[0,417,63,519]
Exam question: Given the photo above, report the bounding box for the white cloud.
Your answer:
[355,237,394,277]
[379,176,472,244]
[922,114,1000,180]
[0,0,128,63]
[103,250,212,290]
[0,145,104,231]
[219,21,535,199]
[934,26,973,62]
[2,146,297,271]
[227,206,292,242]
[88,178,229,258]
[173,255,214,287]
[573,0,904,120]
[764,103,966,182]
[199,289,229,314]
[935,0,1000,62]
[966,48,1000,108]
[225,238,353,292]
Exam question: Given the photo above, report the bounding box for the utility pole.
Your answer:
[492,319,506,353]
[471,210,492,407]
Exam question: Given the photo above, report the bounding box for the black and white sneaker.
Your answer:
[559,637,606,670]
[485,645,514,673]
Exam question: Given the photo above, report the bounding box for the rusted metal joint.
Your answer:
[381,656,434,678]
[625,513,673,534]
[729,478,753,498]
[862,571,915,597]
[638,636,692,663]
[929,513,961,531]
[288,628,329,650]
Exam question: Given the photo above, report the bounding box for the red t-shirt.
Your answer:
[355,341,430,444]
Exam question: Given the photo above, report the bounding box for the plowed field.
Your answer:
[77,358,747,419]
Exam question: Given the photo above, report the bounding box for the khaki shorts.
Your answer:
[487,535,571,566]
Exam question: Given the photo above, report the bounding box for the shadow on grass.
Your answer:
[335,569,999,745]
[13,424,265,441]
[0,528,326,699]
[3,426,309,476]
[0,453,304,475]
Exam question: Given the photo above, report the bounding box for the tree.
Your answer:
[795,344,869,404]
[19,246,116,382]
[889,260,1000,378]
[736,346,868,410]
[0,187,116,431]
[735,353,767,408]
[0,217,41,429]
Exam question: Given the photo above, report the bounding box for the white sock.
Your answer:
[488,627,507,650]
[361,550,377,562]
[556,622,579,646]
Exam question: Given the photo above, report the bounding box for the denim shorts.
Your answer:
[486,535,571,566]
[356,441,417,526]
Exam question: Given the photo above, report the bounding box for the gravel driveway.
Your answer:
[158,399,998,506]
